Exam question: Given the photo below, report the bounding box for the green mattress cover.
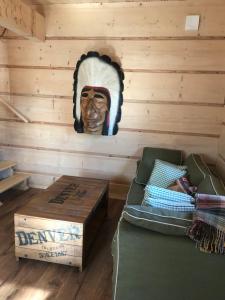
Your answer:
[112,219,225,300]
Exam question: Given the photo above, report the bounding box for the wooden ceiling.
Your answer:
[27,0,225,5]
[30,0,118,3]
[29,0,159,4]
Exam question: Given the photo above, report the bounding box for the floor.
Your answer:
[0,188,124,300]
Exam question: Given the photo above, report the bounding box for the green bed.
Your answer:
[112,148,225,300]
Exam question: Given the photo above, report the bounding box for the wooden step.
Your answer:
[0,172,30,194]
[0,160,16,172]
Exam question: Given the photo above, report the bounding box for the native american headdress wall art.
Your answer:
[73,52,124,136]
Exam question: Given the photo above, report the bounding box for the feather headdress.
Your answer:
[73,52,124,136]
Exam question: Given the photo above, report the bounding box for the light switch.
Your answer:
[185,15,200,31]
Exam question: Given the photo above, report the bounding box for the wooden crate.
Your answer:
[14,176,109,271]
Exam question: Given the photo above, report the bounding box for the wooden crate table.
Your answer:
[14,176,109,271]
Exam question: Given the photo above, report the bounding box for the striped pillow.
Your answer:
[123,205,193,236]
[148,159,187,188]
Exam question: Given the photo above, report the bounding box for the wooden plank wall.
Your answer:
[0,37,10,100]
[0,34,10,150]
[0,1,225,187]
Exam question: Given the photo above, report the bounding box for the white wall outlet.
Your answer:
[185,15,200,31]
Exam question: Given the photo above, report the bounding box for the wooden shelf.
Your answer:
[0,160,16,172]
[0,172,30,194]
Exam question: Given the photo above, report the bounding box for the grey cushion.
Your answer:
[135,147,183,185]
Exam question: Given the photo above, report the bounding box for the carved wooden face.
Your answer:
[80,86,110,134]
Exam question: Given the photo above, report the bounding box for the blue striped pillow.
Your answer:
[143,184,195,212]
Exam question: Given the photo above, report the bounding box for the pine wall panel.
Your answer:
[5,39,225,71]
[1,1,225,186]
[44,2,225,38]
[4,68,225,104]
[0,39,10,157]
[0,40,10,102]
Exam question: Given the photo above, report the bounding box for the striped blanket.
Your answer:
[188,194,225,254]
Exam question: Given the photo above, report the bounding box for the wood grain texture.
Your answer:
[0,143,218,187]
[5,39,225,71]
[15,247,82,266]
[0,95,222,135]
[0,96,30,123]
[15,215,83,236]
[15,176,108,269]
[0,160,16,171]
[0,172,30,193]
[7,68,225,104]
[0,41,10,103]
[28,0,195,4]
[0,39,9,64]
[30,0,225,5]
[15,232,83,256]
[0,188,124,300]
[16,176,108,223]
[0,121,218,162]
[0,0,45,41]
[1,2,225,187]
[0,67,10,93]
[33,10,46,41]
[0,145,137,183]
[44,2,225,38]
[109,182,129,201]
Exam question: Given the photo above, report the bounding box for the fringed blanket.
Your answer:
[188,194,225,254]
